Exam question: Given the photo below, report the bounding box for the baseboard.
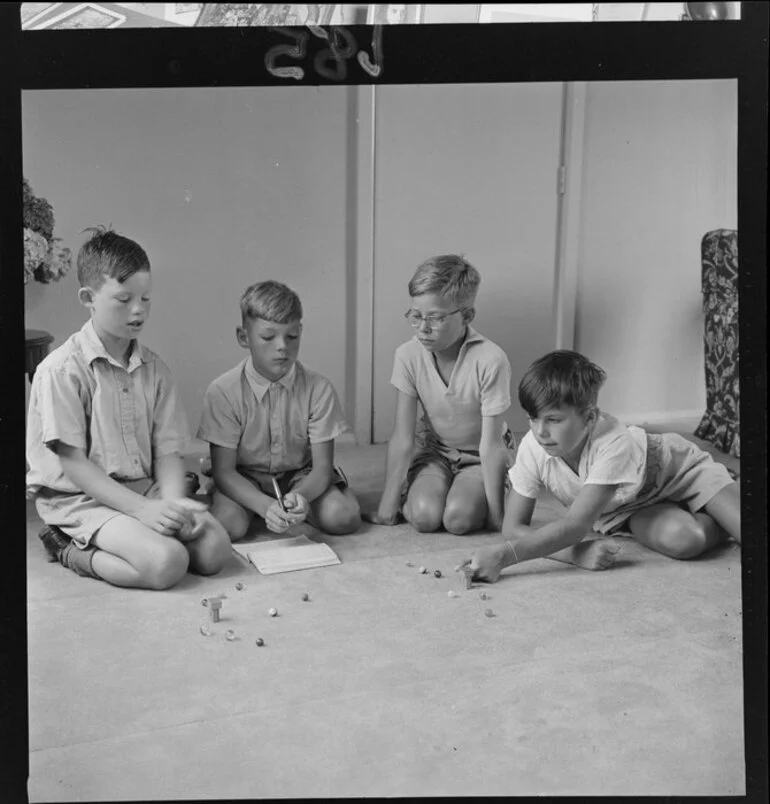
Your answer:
[613,409,703,429]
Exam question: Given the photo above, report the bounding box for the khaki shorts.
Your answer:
[600,432,736,535]
[34,477,159,549]
[401,426,516,504]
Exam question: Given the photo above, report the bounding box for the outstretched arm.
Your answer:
[458,484,618,582]
[365,390,418,525]
[501,483,618,560]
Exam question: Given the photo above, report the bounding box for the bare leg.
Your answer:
[546,537,622,570]
[703,481,741,543]
[310,486,362,535]
[91,515,190,589]
[184,511,232,575]
[627,502,729,559]
[442,471,487,534]
[403,465,450,532]
[210,490,253,543]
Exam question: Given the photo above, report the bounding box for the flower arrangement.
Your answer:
[23,178,72,284]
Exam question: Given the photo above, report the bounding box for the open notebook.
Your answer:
[233,534,341,575]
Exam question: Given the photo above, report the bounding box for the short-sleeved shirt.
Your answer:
[389,326,511,453]
[26,319,189,497]
[509,412,648,516]
[197,358,349,481]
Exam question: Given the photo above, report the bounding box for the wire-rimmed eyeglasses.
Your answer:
[404,308,463,329]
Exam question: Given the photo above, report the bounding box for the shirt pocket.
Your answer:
[287,406,310,449]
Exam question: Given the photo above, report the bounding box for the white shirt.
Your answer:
[509,412,648,516]
[389,326,511,452]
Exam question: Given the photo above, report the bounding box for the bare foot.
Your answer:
[548,538,622,571]
[571,538,622,570]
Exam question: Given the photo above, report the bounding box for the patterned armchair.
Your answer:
[694,229,739,457]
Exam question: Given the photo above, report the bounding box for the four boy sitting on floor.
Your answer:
[27,228,741,590]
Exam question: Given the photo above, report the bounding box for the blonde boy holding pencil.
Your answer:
[197,281,362,539]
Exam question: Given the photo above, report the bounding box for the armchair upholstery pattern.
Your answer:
[694,229,739,458]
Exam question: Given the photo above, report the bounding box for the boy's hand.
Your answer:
[169,498,209,543]
[137,498,191,536]
[264,500,296,533]
[456,544,511,584]
[362,510,402,526]
[281,491,310,524]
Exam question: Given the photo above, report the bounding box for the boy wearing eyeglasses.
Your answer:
[366,255,515,533]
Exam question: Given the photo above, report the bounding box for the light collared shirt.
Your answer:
[389,326,511,453]
[509,412,648,515]
[26,319,189,496]
[197,358,349,480]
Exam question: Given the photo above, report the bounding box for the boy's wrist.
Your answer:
[125,491,150,519]
[254,495,273,519]
[503,540,520,567]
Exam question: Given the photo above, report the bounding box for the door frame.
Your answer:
[352,82,586,445]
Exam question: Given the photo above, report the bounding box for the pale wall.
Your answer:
[370,82,563,440]
[575,79,737,422]
[23,86,355,435]
[24,80,737,443]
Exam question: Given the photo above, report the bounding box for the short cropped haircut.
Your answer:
[408,254,481,309]
[518,350,607,418]
[76,227,150,289]
[240,280,303,324]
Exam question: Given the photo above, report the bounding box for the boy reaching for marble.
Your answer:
[458,350,740,582]
[198,280,361,540]
[27,228,231,589]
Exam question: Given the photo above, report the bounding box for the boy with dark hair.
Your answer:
[459,350,740,582]
[27,227,231,589]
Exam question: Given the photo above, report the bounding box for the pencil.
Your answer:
[271,476,286,512]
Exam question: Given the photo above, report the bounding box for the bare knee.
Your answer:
[406,497,443,532]
[655,519,710,560]
[191,522,231,576]
[141,541,189,589]
[211,501,251,543]
[318,496,362,535]
[443,501,483,535]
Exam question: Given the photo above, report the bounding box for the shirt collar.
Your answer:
[412,325,485,352]
[461,325,484,349]
[80,319,146,372]
[243,357,298,401]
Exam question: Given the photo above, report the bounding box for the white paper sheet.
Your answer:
[234,535,341,575]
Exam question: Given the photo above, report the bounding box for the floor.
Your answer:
[26,426,745,799]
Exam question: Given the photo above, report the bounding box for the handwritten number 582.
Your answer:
[265,25,383,81]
